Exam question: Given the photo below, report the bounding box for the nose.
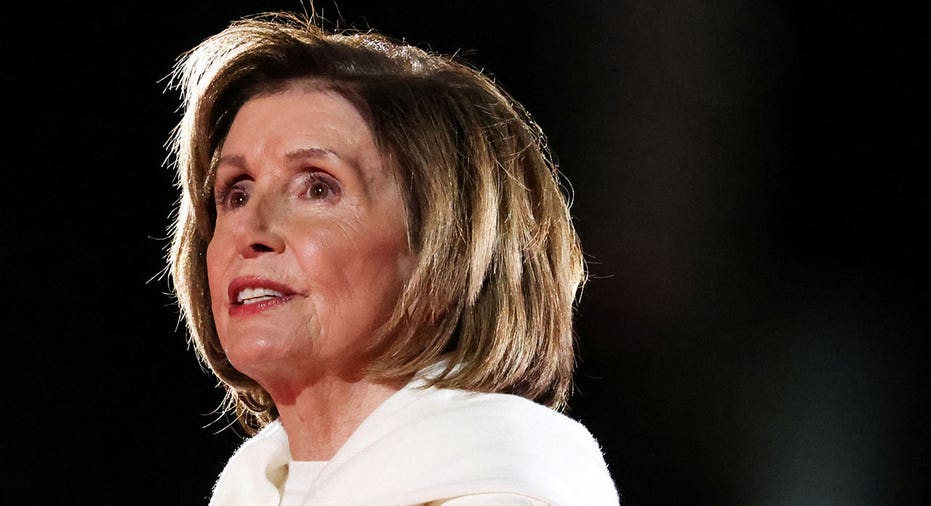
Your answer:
[233,193,286,258]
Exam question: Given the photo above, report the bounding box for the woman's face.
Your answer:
[206,83,413,387]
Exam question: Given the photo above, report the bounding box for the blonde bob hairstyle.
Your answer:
[165,11,587,433]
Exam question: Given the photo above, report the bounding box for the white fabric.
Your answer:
[426,494,549,505]
[293,483,547,506]
[209,367,620,506]
[281,461,328,506]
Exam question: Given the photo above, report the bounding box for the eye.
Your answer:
[307,180,331,200]
[215,180,251,210]
[226,187,249,208]
[301,172,341,202]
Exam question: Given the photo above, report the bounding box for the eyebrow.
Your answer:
[216,146,341,168]
[286,146,364,183]
[284,146,341,162]
[287,146,368,187]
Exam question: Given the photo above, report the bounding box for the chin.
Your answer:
[223,337,300,377]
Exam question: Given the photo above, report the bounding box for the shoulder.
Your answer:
[413,385,605,458]
[325,383,620,505]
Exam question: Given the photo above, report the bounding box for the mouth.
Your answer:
[237,286,285,305]
[227,276,298,309]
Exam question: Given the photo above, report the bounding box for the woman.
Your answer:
[165,10,619,506]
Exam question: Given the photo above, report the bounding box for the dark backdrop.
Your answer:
[2,1,926,505]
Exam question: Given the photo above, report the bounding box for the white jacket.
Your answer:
[209,369,620,506]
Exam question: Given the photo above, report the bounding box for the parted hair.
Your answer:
[165,10,587,433]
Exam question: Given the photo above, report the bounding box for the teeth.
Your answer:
[237,287,285,304]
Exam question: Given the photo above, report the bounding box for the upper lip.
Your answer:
[227,276,298,305]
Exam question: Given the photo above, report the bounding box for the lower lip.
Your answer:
[228,295,296,317]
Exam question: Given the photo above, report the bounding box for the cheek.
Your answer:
[293,232,350,294]
[296,227,409,314]
[205,239,227,321]
[205,240,220,291]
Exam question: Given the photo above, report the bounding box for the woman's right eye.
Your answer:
[216,183,250,210]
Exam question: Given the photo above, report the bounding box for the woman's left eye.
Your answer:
[301,173,341,201]
[307,180,331,200]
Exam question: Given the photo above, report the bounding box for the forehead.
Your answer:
[224,83,369,150]
[218,82,388,181]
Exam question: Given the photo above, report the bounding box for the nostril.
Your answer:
[250,243,275,253]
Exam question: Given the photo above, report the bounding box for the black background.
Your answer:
[2,1,926,505]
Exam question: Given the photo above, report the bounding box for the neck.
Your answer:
[274,374,406,461]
